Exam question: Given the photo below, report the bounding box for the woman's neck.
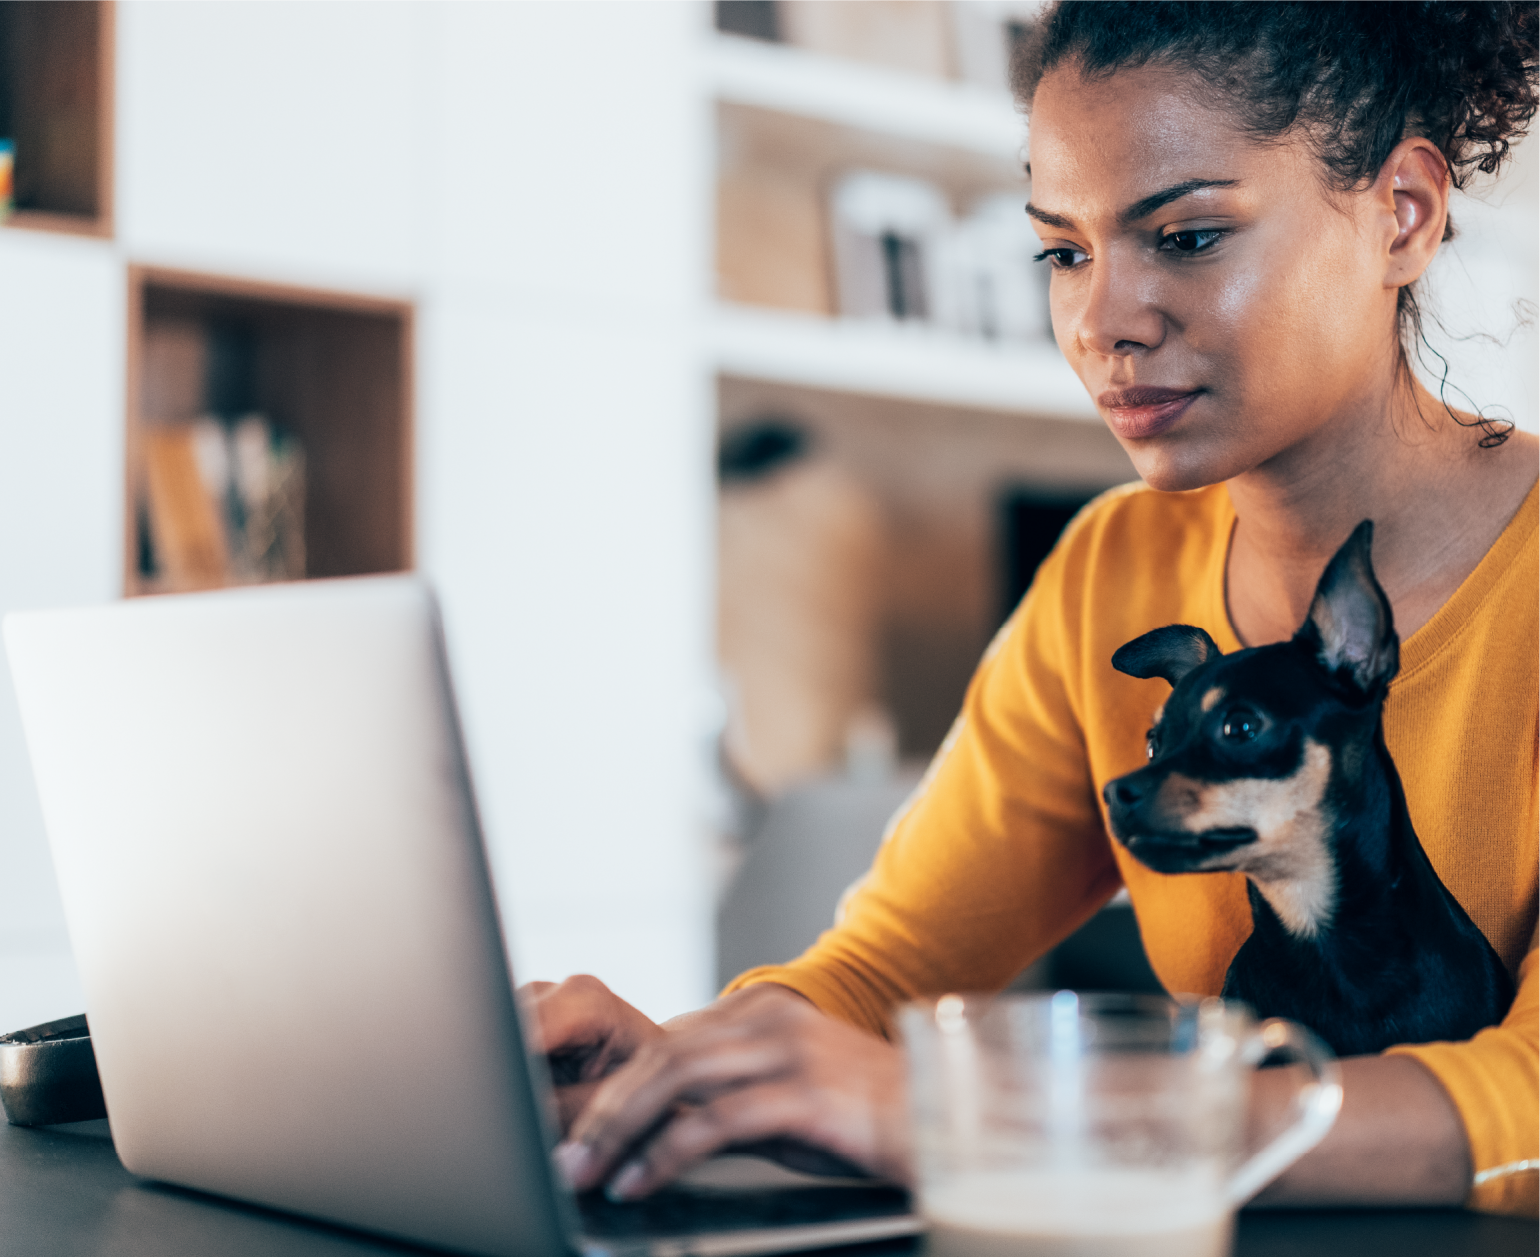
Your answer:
[1225,379,1538,647]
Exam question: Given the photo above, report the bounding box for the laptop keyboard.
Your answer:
[577,1181,912,1239]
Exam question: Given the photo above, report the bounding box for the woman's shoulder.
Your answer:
[1004,480,1236,676]
[1050,480,1232,590]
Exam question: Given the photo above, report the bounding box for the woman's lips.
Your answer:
[1098,387,1203,439]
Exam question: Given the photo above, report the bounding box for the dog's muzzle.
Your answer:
[1103,770,1258,872]
[1116,826,1258,873]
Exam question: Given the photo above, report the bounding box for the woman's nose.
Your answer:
[1071,255,1167,358]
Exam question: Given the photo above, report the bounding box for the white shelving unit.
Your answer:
[710,301,1096,419]
[705,32,1025,160]
[705,29,1094,426]
[0,3,720,1029]
[703,25,1124,807]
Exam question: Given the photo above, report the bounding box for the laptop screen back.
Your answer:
[6,576,571,1257]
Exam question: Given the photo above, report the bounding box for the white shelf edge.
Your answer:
[708,303,1099,421]
[704,34,1027,162]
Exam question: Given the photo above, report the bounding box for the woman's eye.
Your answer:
[1221,708,1263,742]
[1032,247,1090,270]
[1160,229,1224,256]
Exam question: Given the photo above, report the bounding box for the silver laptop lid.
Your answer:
[5,576,571,1257]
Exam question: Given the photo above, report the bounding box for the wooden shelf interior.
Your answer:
[0,0,111,232]
[716,99,1026,317]
[128,272,412,595]
[718,376,1133,757]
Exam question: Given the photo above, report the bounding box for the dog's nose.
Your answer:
[1105,776,1146,808]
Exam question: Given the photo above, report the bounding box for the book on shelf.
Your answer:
[141,415,305,593]
[716,0,781,43]
[0,140,13,219]
[143,426,229,591]
[830,170,954,324]
[825,169,1049,342]
[951,191,1051,342]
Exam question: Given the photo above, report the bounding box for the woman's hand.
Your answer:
[551,983,912,1200]
[520,974,665,1131]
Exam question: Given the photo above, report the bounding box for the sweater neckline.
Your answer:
[1208,489,1243,654]
[1396,479,1538,682]
[1206,479,1538,674]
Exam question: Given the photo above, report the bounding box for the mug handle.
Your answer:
[1224,1018,1344,1205]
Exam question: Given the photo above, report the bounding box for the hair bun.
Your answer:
[1420,1,1539,183]
[1015,1,1539,190]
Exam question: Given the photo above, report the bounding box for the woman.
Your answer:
[528,1,1539,1215]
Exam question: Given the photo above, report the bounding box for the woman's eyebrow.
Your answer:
[1024,203,1076,229]
[1121,179,1240,224]
[1025,178,1241,232]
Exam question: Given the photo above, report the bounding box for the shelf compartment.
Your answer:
[717,376,1132,757]
[0,0,113,235]
[126,267,414,597]
[709,302,1097,421]
[716,95,1030,318]
[706,31,1024,161]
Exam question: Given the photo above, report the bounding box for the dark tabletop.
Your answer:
[0,1119,1533,1257]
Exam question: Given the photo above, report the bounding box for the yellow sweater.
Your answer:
[728,481,1539,1215]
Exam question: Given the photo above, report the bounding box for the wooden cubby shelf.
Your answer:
[0,0,113,235]
[126,267,414,598]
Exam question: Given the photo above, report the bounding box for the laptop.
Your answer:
[3,576,918,1257]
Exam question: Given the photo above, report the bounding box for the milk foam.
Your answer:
[923,1166,1229,1236]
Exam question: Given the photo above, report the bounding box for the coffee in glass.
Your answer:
[899,992,1341,1257]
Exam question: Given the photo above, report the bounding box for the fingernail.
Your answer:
[606,1159,647,1202]
[553,1141,595,1188]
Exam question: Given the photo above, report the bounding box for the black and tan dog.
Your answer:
[1102,521,1512,1056]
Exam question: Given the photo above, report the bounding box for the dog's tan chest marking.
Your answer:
[1158,740,1337,937]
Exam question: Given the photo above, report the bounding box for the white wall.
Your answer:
[419,3,715,1018]
[0,231,123,1027]
[0,0,715,1028]
[1420,137,1539,435]
[118,0,429,291]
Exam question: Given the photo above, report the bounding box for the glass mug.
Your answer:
[898,992,1343,1257]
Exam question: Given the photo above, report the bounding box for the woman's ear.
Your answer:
[1378,138,1451,291]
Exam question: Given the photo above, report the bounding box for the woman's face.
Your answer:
[1028,63,1405,491]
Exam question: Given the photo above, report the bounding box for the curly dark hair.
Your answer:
[1012,1,1540,446]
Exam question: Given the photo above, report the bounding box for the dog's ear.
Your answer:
[1297,520,1399,697]
[1112,624,1221,688]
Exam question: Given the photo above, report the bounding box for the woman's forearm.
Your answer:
[1249,1054,1470,1206]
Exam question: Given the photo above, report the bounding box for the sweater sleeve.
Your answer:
[722,518,1122,1038]
[1387,929,1539,1216]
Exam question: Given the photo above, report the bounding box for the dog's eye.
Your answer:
[1221,708,1263,742]
[1145,731,1158,760]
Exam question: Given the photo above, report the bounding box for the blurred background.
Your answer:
[0,1,1533,1028]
